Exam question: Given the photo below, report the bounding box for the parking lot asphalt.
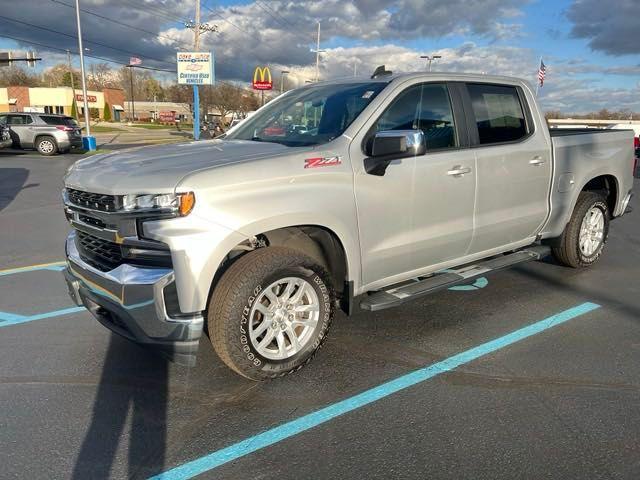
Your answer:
[1,150,639,480]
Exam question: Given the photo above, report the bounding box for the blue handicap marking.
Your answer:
[449,277,489,291]
[0,261,85,328]
[0,307,85,328]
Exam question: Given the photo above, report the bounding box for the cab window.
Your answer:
[373,83,457,150]
[467,84,528,144]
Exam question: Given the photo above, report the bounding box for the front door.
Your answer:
[352,82,476,289]
[464,83,552,253]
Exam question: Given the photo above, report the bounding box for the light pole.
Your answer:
[74,0,95,150]
[311,22,325,82]
[420,54,442,72]
[280,70,290,94]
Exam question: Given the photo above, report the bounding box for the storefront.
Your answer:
[0,86,125,121]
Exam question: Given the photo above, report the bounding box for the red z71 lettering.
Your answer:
[304,156,342,169]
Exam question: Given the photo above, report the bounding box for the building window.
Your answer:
[44,106,53,114]
[56,106,64,114]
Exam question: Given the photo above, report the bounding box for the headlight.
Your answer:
[121,192,195,216]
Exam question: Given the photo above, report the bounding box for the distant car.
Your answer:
[0,124,11,149]
[0,113,83,155]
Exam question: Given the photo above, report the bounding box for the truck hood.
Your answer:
[64,139,292,194]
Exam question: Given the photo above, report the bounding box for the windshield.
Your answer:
[225,82,388,147]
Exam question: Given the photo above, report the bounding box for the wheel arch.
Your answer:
[206,223,357,317]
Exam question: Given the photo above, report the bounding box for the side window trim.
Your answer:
[463,82,533,148]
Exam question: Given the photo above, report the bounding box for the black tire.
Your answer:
[36,136,58,156]
[552,191,610,268]
[208,247,335,381]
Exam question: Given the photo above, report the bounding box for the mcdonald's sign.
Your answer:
[252,66,273,90]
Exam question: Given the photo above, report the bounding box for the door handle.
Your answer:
[529,156,545,166]
[447,166,471,177]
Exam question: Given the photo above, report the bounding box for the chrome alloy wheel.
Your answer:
[39,139,55,154]
[579,206,605,256]
[249,277,320,360]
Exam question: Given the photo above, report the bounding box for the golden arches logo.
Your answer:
[252,66,273,90]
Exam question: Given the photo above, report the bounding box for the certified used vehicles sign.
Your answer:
[177,52,215,85]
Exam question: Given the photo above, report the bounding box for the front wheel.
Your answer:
[208,247,335,381]
[552,191,610,268]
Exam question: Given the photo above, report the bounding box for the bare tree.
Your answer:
[0,65,41,86]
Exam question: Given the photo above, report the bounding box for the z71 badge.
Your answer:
[304,156,342,169]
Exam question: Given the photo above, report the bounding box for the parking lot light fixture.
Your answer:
[420,54,442,72]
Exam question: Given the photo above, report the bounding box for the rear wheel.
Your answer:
[36,136,58,156]
[208,247,335,381]
[552,191,610,268]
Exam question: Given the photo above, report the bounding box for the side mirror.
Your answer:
[365,130,426,176]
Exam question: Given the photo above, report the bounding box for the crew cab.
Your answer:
[62,72,635,380]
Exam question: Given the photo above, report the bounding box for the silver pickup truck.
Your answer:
[62,72,635,380]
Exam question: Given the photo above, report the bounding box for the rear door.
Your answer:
[463,83,552,254]
[6,114,35,147]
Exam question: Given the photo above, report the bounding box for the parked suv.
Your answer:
[0,112,83,155]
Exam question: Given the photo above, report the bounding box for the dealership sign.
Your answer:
[76,94,97,103]
[252,66,272,90]
[158,111,176,122]
[177,52,214,85]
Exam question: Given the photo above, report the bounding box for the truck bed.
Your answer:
[540,127,634,239]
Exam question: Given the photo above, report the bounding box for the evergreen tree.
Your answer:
[103,102,112,121]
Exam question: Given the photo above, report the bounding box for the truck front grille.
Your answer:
[67,188,118,212]
[76,231,123,272]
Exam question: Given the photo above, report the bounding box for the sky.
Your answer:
[1,0,639,113]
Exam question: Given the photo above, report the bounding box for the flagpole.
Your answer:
[535,56,542,97]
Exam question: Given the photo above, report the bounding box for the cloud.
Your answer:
[567,0,639,55]
[2,0,639,112]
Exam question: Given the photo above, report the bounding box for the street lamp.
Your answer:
[280,70,290,94]
[420,54,442,72]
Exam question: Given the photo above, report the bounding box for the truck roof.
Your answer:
[309,71,531,88]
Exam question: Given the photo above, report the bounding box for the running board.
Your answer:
[360,245,551,312]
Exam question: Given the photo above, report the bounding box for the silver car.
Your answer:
[0,112,83,155]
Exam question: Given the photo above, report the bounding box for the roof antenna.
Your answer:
[371,65,392,79]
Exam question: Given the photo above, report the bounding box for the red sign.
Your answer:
[252,66,272,91]
[159,111,176,122]
[76,94,97,103]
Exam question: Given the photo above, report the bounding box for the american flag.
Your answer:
[129,56,142,66]
[537,60,546,87]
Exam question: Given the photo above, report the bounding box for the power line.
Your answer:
[119,0,190,24]
[0,14,176,67]
[254,1,316,44]
[48,0,192,50]
[202,4,252,37]
[0,32,177,73]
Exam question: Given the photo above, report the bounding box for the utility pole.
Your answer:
[312,22,325,82]
[74,0,95,150]
[193,0,201,140]
[66,49,78,120]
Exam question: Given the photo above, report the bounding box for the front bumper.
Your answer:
[63,231,204,365]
